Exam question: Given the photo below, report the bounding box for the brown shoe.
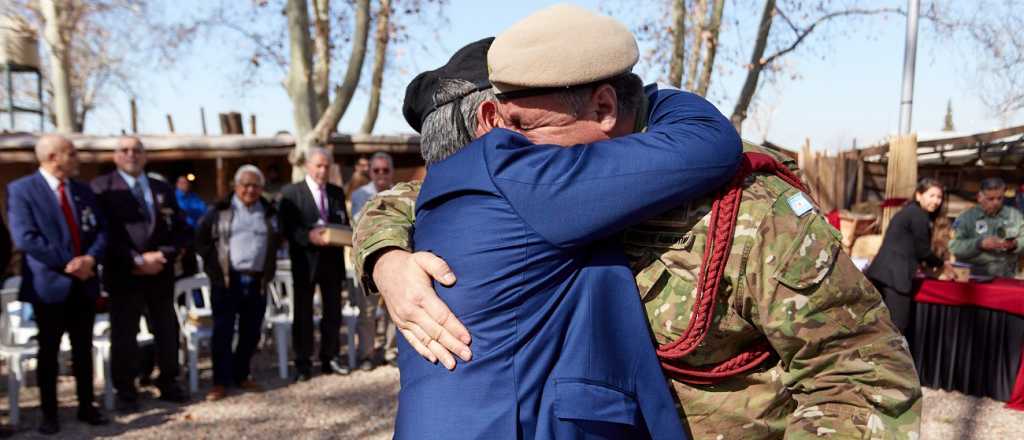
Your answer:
[238,380,263,392]
[206,386,228,401]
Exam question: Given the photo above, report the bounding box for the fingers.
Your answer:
[422,301,472,359]
[405,321,456,370]
[412,252,457,286]
[399,327,436,364]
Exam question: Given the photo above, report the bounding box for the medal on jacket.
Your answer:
[81,206,96,232]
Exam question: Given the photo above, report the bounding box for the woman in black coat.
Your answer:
[867,177,952,335]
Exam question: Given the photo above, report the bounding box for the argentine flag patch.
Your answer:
[787,192,815,217]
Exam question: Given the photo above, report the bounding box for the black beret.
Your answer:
[402,37,494,133]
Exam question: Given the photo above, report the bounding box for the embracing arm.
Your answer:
[353,181,421,292]
[489,89,742,247]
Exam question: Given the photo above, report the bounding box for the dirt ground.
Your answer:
[2,348,1023,439]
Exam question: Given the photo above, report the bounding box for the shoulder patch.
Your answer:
[975,220,988,235]
[787,192,815,217]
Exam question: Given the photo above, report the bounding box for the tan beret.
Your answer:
[487,3,638,96]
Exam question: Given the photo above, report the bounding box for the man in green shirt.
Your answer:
[950,178,1024,277]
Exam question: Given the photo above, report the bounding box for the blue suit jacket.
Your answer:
[397,89,741,439]
[6,171,106,304]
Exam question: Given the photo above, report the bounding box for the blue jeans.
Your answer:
[211,271,267,387]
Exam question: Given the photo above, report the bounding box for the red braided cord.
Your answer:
[657,152,809,385]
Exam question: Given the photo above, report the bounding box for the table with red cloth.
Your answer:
[911,278,1024,410]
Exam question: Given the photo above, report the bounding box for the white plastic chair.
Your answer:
[173,275,213,393]
[0,286,36,428]
[266,271,294,379]
[92,313,154,410]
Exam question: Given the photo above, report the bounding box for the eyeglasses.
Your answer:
[237,183,263,189]
[371,167,391,174]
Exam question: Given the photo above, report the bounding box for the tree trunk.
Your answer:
[667,0,685,88]
[685,0,707,91]
[41,0,77,133]
[310,0,370,142]
[360,0,391,134]
[730,0,775,134]
[285,0,319,180]
[312,0,331,118]
[695,0,723,97]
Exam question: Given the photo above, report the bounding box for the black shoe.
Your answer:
[115,394,141,413]
[157,384,189,403]
[323,357,350,375]
[293,367,314,383]
[37,417,60,435]
[77,405,110,426]
[359,359,375,372]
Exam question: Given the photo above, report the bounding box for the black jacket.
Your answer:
[867,201,945,294]
[277,181,348,284]
[91,171,190,290]
[195,196,281,290]
[0,212,11,277]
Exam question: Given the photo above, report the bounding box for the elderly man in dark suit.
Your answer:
[278,147,350,381]
[91,136,190,411]
[6,134,109,434]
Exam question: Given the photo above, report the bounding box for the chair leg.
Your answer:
[9,355,21,427]
[188,338,199,394]
[103,348,114,410]
[274,323,290,379]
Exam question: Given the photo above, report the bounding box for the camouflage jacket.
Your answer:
[352,147,922,440]
[949,205,1024,277]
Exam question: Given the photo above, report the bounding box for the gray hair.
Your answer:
[556,73,645,118]
[306,146,332,164]
[421,79,496,165]
[233,164,265,186]
[980,177,1006,192]
[370,151,393,169]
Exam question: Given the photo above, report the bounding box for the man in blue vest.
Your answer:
[379,5,742,439]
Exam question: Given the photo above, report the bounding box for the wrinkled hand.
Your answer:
[374,249,471,370]
[308,227,328,246]
[64,255,96,281]
[133,251,167,275]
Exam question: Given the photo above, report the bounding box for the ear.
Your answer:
[590,84,619,134]
[475,100,500,137]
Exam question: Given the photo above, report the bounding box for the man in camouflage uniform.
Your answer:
[355,13,921,440]
[950,177,1024,277]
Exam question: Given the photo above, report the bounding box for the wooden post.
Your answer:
[882,134,918,235]
[215,157,226,199]
[855,150,865,204]
[250,114,257,135]
[200,107,208,135]
[130,99,138,133]
[219,113,229,134]
[166,114,175,133]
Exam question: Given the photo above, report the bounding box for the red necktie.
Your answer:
[58,181,81,256]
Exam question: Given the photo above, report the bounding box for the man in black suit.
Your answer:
[91,137,190,410]
[278,147,350,380]
[0,210,10,276]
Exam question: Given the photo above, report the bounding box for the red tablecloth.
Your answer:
[914,278,1024,411]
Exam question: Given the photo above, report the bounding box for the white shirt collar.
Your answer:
[38,167,65,192]
[304,175,325,194]
[117,169,148,189]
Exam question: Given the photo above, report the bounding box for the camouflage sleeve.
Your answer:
[746,200,921,439]
[949,210,982,260]
[352,180,422,295]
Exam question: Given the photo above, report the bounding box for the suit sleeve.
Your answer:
[194,208,216,264]
[949,212,982,260]
[278,187,311,248]
[488,89,741,248]
[6,184,72,269]
[84,191,107,261]
[158,185,191,261]
[0,213,11,273]
[908,210,943,268]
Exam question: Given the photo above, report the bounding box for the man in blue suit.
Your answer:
[6,134,109,435]
[384,6,741,439]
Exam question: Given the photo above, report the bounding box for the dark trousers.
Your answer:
[292,257,342,371]
[212,271,267,386]
[33,287,96,417]
[110,275,181,396]
[880,285,915,337]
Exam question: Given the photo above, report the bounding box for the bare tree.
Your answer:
[684,0,705,91]
[39,0,75,132]
[360,0,392,134]
[667,0,686,88]
[694,0,724,96]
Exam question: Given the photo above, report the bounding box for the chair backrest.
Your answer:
[0,288,17,346]
[1,276,20,290]
[173,276,212,329]
[267,271,294,319]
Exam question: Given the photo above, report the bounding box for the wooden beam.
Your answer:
[882,134,918,235]
[130,99,138,133]
[215,157,226,199]
[200,107,207,135]
[250,114,257,135]
[166,114,175,133]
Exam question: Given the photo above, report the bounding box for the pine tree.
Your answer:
[943,99,955,132]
